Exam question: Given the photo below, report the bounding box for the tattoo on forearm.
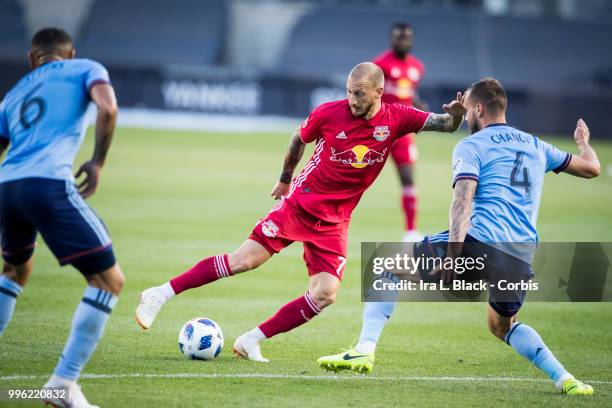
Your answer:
[280,128,306,183]
[448,180,477,243]
[422,113,464,133]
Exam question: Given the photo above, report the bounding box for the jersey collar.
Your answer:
[485,123,508,128]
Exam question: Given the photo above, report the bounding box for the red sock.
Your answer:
[402,186,418,231]
[258,292,321,338]
[169,254,232,295]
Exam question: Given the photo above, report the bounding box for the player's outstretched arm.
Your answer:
[270,127,306,200]
[564,119,601,178]
[75,83,118,198]
[421,92,466,133]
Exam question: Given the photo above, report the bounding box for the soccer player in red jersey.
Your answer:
[136,62,466,362]
[373,23,427,241]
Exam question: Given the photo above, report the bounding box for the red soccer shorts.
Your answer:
[248,200,349,280]
[390,132,418,166]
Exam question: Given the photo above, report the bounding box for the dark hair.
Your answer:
[31,28,73,56]
[466,77,507,115]
[391,22,413,33]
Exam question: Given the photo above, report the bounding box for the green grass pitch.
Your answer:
[1,128,611,407]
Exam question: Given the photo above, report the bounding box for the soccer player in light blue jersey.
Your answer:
[318,78,600,395]
[0,28,124,408]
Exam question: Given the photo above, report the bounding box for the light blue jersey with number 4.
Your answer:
[0,59,110,184]
[452,123,571,243]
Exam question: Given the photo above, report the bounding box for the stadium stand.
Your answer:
[77,0,228,67]
[278,5,612,90]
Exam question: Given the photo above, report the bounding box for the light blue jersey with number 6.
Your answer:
[452,123,571,243]
[0,59,110,184]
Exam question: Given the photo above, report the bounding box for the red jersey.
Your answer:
[277,100,430,223]
[373,50,425,106]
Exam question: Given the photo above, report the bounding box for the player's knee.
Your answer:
[229,245,270,273]
[2,264,18,284]
[487,318,510,341]
[3,260,32,287]
[109,266,125,295]
[228,252,256,273]
[398,166,414,186]
[310,287,337,309]
[85,264,124,296]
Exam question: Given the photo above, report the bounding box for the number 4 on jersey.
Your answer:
[510,151,532,201]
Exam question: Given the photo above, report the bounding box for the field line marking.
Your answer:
[1,373,611,385]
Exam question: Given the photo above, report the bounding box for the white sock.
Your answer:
[47,374,75,387]
[355,340,377,354]
[555,372,574,390]
[247,327,266,341]
[159,282,175,299]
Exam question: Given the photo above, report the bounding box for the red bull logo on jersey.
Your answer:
[261,220,279,238]
[373,126,390,141]
[330,145,387,169]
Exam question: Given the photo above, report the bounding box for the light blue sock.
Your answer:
[0,275,23,337]
[357,271,399,352]
[54,286,118,380]
[505,322,572,387]
[358,301,397,344]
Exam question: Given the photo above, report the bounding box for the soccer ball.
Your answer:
[178,317,224,360]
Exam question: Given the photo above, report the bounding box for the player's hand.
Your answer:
[442,92,467,118]
[270,181,290,200]
[75,161,102,199]
[428,257,457,284]
[574,118,590,146]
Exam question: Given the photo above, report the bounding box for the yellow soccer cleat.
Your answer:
[317,348,375,374]
[561,378,594,396]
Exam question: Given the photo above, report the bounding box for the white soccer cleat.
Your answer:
[135,287,170,330]
[43,376,99,408]
[232,332,269,362]
[402,230,423,242]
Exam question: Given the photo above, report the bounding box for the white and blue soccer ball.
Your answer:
[178,317,224,360]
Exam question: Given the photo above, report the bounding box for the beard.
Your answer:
[350,101,374,118]
[468,113,481,134]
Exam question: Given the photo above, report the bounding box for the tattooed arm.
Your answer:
[420,91,466,133]
[421,113,464,133]
[270,127,306,200]
[447,178,478,255]
[428,178,477,283]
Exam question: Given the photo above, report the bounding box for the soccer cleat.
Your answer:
[232,333,269,362]
[561,378,594,396]
[43,377,99,408]
[135,287,170,330]
[317,348,375,373]
[402,230,423,242]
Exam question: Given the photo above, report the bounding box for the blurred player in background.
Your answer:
[136,62,466,362]
[373,22,427,242]
[318,78,599,396]
[0,28,123,408]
